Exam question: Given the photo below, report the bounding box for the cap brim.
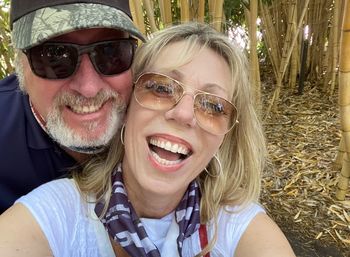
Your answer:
[12,3,145,49]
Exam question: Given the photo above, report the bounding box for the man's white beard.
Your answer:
[45,90,126,154]
[46,102,124,153]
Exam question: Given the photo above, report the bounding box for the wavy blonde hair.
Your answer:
[73,22,266,256]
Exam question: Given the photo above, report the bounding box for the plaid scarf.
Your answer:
[95,163,201,256]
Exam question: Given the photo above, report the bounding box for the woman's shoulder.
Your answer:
[15,178,112,257]
[182,203,266,257]
[15,178,84,229]
[215,202,266,233]
[16,178,79,208]
[218,202,265,221]
[216,203,295,256]
[206,203,266,256]
[233,211,296,257]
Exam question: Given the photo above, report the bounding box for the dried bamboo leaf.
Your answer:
[335,230,350,244]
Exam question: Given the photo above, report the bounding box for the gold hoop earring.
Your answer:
[204,154,223,177]
[120,124,125,145]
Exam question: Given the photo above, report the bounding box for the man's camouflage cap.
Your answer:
[10,0,145,50]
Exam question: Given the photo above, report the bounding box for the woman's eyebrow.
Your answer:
[168,69,228,93]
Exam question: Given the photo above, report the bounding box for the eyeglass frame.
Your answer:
[133,72,239,135]
[22,38,138,80]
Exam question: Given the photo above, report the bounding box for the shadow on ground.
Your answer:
[282,226,349,257]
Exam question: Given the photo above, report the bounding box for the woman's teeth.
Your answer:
[151,151,182,166]
[149,137,191,166]
[149,138,190,155]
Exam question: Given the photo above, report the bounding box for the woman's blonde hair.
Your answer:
[73,22,266,255]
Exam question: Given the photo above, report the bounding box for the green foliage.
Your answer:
[223,0,246,25]
[0,0,13,79]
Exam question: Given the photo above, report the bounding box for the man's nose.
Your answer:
[68,54,104,98]
[164,94,196,128]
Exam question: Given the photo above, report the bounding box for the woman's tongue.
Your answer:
[152,145,181,161]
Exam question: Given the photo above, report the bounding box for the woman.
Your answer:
[0,23,295,256]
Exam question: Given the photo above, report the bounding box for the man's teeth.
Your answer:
[70,103,103,114]
[149,138,190,155]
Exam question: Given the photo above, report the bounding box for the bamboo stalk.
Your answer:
[334,135,345,169]
[209,0,215,19]
[336,147,350,199]
[159,0,172,27]
[180,0,190,23]
[309,0,333,82]
[329,0,340,95]
[212,0,224,32]
[330,0,340,94]
[198,0,205,23]
[336,0,350,200]
[265,0,310,117]
[259,0,280,81]
[247,0,261,109]
[130,0,146,35]
[143,0,157,32]
[288,0,298,89]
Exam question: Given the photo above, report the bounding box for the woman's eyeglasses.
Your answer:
[23,39,138,79]
[133,72,238,135]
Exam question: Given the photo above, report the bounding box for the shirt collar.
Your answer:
[24,95,54,149]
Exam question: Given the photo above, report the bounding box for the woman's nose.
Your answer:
[164,94,196,128]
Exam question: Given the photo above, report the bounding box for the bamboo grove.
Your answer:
[0,0,349,198]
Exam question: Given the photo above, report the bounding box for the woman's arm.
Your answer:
[235,213,296,257]
[0,203,52,257]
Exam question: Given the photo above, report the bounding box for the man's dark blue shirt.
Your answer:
[0,74,76,213]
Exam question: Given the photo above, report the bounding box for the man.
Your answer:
[0,0,145,213]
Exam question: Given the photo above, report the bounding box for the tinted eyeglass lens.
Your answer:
[93,41,135,75]
[28,44,78,79]
[194,94,236,135]
[134,73,237,135]
[134,73,182,110]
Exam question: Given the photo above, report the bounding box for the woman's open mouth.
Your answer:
[148,136,192,166]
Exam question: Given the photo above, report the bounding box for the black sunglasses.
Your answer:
[23,39,138,80]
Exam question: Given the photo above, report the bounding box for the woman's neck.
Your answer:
[120,168,185,218]
[125,179,184,219]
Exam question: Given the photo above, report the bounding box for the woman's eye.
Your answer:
[199,98,226,115]
[146,81,174,96]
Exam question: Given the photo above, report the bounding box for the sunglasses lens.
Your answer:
[93,41,135,75]
[28,44,78,79]
[26,40,136,79]
[134,73,182,110]
[194,94,237,135]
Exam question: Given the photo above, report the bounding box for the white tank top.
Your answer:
[17,178,265,257]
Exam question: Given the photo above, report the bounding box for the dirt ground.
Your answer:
[260,76,349,256]
[274,209,348,257]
